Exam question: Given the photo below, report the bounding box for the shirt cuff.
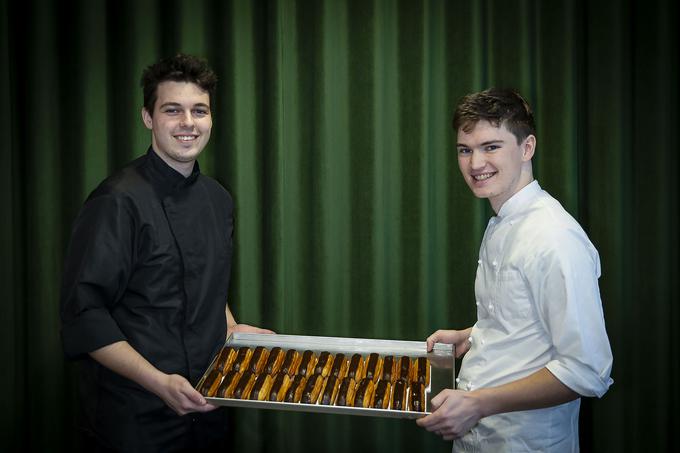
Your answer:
[546,359,613,398]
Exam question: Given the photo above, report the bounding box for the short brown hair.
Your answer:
[453,88,535,144]
[141,54,217,115]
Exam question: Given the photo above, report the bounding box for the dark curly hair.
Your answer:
[141,54,218,115]
[452,88,535,144]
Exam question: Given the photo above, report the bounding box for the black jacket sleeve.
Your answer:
[60,192,134,359]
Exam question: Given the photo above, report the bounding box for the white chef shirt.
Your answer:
[453,181,613,453]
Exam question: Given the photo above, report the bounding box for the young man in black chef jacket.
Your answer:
[60,54,272,452]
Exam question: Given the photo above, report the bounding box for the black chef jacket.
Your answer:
[60,148,233,452]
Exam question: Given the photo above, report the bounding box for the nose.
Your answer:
[469,149,485,170]
[179,112,194,128]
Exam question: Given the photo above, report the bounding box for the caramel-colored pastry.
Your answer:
[396,356,412,382]
[413,357,430,386]
[280,349,301,376]
[199,369,223,397]
[372,379,391,409]
[216,370,240,398]
[268,372,292,402]
[232,371,256,400]
[214,346,237,373]
[249,346,270,374]
[347,353,364,380]
[264,347,285,375]
[249,373,274,401]
[409,381,425,412]
[336,377,356,407]
[390,379,407,410]
[314,351,334,377]
[381,355,396,382]
[320,375,341,405]
[284,375,307,403]
[300,373,325,404]
[364,353,383,383]
[353,377,375,408]
[330,353,348,379]
[297,350,317,378]
[231,346,253,373]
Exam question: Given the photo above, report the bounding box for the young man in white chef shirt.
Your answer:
[417,88,613,452]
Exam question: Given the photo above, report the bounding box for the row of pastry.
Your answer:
[203,346,430,385]
[201,366,426,411]
[198,346,430,411]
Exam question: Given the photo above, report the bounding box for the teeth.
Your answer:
[473,173,494,181]
[176,135,196,141]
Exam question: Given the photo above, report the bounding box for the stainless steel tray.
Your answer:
[197,332,455,419]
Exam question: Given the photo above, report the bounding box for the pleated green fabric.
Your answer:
[1,0,678,451]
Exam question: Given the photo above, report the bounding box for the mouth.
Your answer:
[174,134,198,142]
[471,172,496,182]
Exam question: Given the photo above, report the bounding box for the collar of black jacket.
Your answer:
[145,147,201,192]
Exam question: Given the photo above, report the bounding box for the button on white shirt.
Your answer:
[454,181,613,452]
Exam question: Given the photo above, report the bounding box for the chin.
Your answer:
[172,148,203,162]
[468,185,492,199]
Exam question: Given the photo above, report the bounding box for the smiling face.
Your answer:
[456,120,536,213]
[142,81,212,176]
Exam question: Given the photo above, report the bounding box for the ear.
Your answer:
[522,135,536,162]
[142,108,153,130]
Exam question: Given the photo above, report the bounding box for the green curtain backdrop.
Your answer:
[1,0,678,451]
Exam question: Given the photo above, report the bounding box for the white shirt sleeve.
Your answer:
[526,228,613,397]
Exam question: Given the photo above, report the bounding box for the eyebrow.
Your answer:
[456,139,505,147]
[159,102,211,109]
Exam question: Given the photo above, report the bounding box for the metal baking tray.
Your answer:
[197,332,455,419]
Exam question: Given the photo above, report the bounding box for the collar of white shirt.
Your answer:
[497,180,541,219]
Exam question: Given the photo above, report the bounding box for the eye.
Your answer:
[163,108,180,115]
[193,109,209,117]
[484,145,500,152]
[457,147,471,155]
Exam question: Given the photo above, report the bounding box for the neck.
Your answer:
[490,173,534,214]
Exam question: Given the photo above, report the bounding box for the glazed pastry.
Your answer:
[336,377,356,407]
[231,346,253,373]
[249,346,270,374]
[364,353,383,383]
[396,356,412,382]
[214,346,237,373]
[381,355,396,382]
[372,379,391,409]
[330,353,348,379]
[268,372,292,402]
[347,353,364,381]
[284,375,307,403]
[280,349,302,376]
[300,373,325,404]
[249,373,274,401]
[409,381,425,412]
[232,371,256,400]
[199,369,222,397]
[313,351,334,378]
[353,377,375,408]
[320,375,341,405]
[390,379,407,410]
[264,347,285,375]
[413,357,430,386]
[297,350,317,378]
[216,370,240,398]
